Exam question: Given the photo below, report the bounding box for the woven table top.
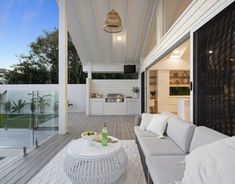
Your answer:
[67,136,122,159]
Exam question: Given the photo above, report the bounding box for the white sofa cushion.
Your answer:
[134,126,156,137]
[138,136,185,156]
[146,155,185,184]
[189,126,229,152]
[146,114,169,136]
[139,113,154,129]
[167,118,196,153]
[178,136,235,184]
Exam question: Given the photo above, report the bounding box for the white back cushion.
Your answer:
[167,118,196,153]
[140,113,155,129]
[146,114,169,136]
[189,126,228,152]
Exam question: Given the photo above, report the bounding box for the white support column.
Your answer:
[156,0,164,44]
[86,63,92,115]
[58,0,68,134]
[87,63,92,79]
[86,78,90,116]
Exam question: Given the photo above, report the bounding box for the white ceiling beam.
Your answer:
[140,0,157,59]
[72,0,98,64]
[66,1,89,65]
[91,0,103,63]
[134,0,149,63]
[111,0,128,64]
[122,0,129,65]
[83,64,124,73]
[69,0,93,65]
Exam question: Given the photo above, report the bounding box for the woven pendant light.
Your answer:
[103,9,122,33]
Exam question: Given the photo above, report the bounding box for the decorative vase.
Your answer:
[134,93,139,98]
[81,132,97,146]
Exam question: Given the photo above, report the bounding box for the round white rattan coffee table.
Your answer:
[63,136,128,184]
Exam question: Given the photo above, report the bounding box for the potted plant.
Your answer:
[150,91,156,99]
[132,87,140,98]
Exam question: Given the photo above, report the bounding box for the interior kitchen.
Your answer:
[147,40,190,121]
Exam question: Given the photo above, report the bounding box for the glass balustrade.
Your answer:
[0,89,58,162]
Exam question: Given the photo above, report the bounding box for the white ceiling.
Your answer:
[150,40,190,71]
[66,0,156,72]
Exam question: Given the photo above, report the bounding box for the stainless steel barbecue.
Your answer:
[106,94,124,102]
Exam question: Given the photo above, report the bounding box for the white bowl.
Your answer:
[81,131,97,146]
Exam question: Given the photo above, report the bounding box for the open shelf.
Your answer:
[170,70,190,86]
[170,84,190,87]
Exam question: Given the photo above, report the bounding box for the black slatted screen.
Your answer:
[193,2,235,136]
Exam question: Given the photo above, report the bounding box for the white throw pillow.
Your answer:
[176,136,235,184]
[140,113,155,130]
[146,114,169,136]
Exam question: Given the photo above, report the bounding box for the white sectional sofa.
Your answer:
[134,114,229,184]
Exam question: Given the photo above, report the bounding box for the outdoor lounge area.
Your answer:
[0,0,234,184]
[0,113,140,183]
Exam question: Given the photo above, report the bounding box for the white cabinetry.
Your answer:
[168,97,180,113]
[104,103,125,115]
[90,99,104,115]
[126,99,140,115]
[89,98,140,115]
[177,98,190,121]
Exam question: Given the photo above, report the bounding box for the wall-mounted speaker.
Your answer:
[124,65,136,73]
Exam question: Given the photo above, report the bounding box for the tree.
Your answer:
[4,29,87,84]
[0,91,7,123]
[0,91,7,110]
[12,99,27,114]
[28,91,37,128]
[37,94,51,114]
[3,100,11,129]
[4,61,49,84]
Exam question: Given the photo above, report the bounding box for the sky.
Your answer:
[0,0,58,69]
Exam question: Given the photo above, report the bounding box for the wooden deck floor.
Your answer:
[0,112,136,184]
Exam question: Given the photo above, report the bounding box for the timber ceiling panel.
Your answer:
[66,0,156,71]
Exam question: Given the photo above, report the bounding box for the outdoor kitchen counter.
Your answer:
[90,98,105,102]
[89,98,140,115]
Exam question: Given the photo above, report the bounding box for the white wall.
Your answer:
[157,71,169,112]
[91,80,140,97]
[164,0,192,33]
[67,84,86,112]
[152,58,189,71]
[150,40,190,71]
[0,84,86,113]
